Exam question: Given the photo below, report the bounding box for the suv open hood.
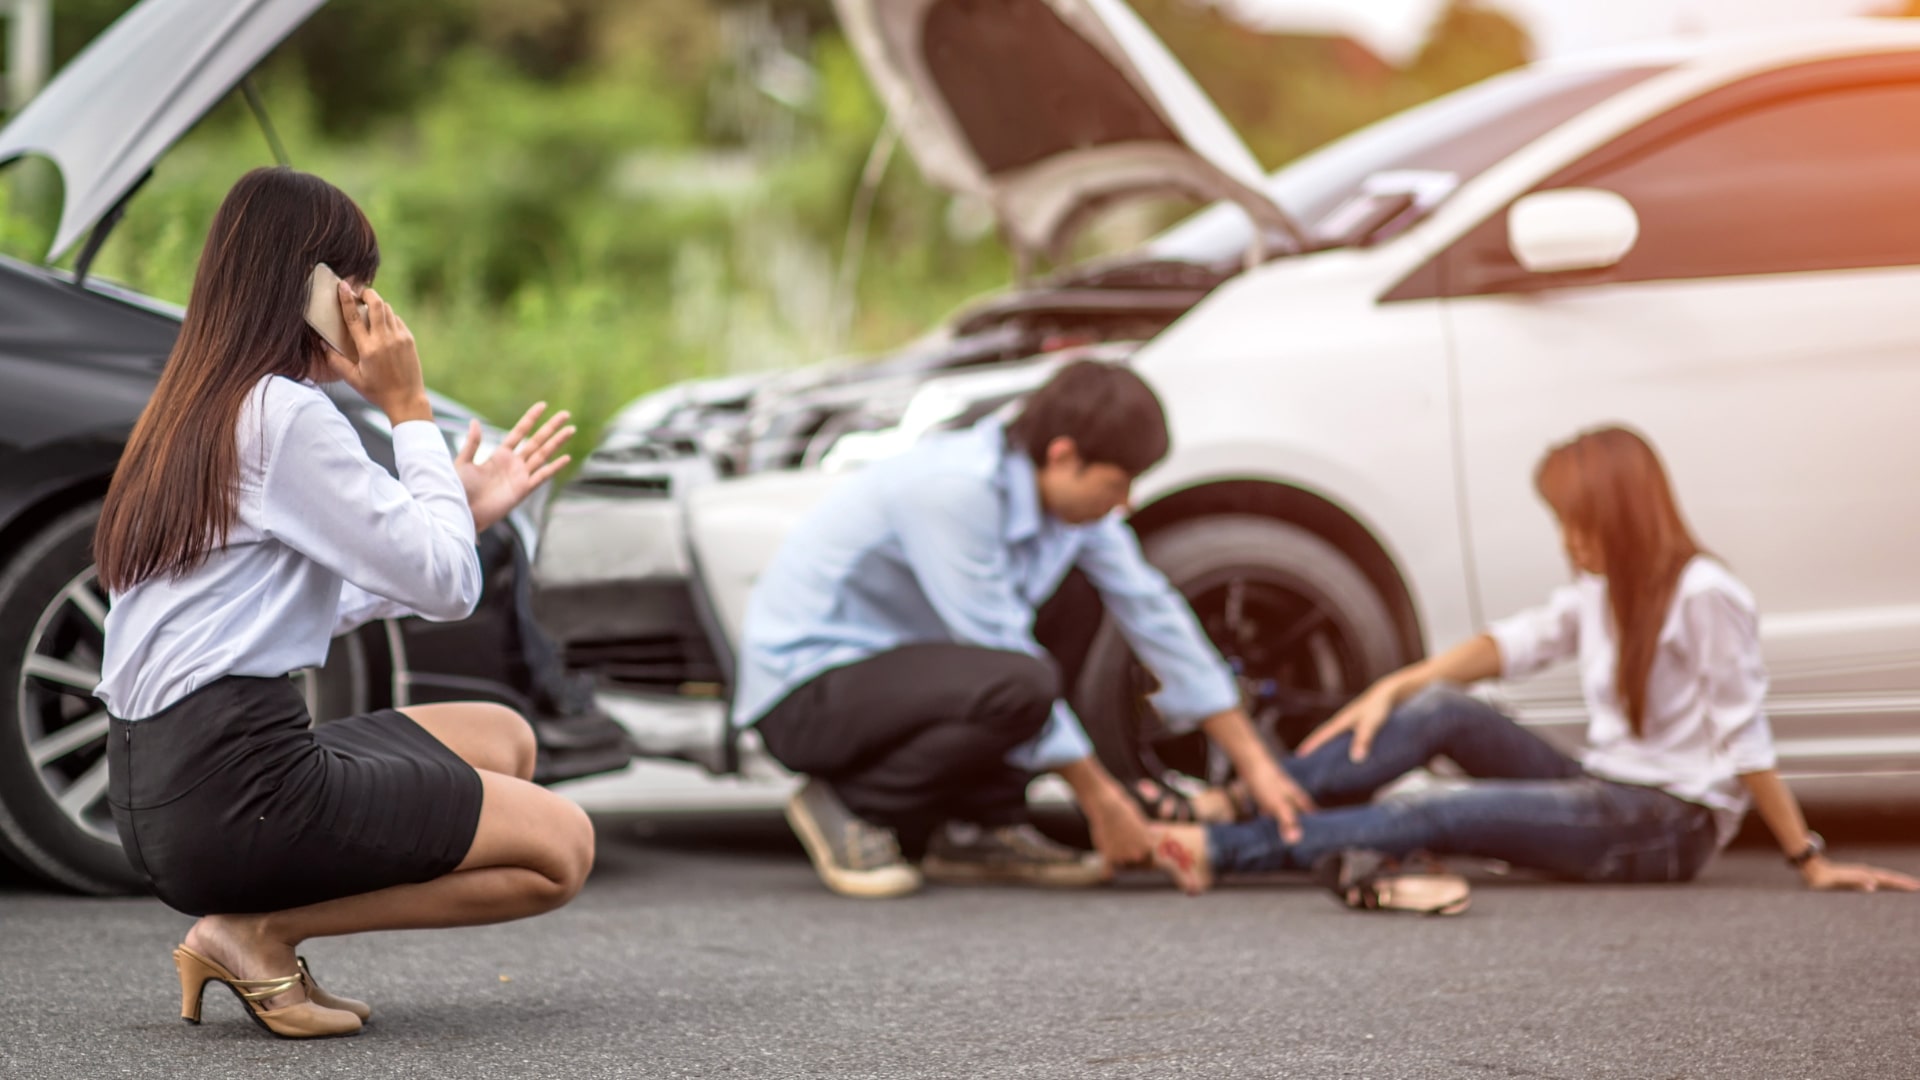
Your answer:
[0,0,326,263]
[833,0,1305,269]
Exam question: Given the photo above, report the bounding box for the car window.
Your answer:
[1431,57,1920,297]
[1567,80,1920,283]
[1148,62,1668,264]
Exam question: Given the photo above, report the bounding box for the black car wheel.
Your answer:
[1079,515,1409,791]
[0,503,141,893]
[0,502,376,894]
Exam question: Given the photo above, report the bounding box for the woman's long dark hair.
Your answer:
[1534,426,1704,737]
[96,167,380,592]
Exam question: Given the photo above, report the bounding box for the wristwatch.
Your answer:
[1787,832,1826,868]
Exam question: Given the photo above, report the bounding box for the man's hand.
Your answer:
[1238,762,1315,843]
[455,402,575,533]
[1083,788,1153,872]
[1056,755,1152,873]
[1801,857,1920,893]
[1197,706,1316,841]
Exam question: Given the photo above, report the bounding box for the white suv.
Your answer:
[543,4,1920,804]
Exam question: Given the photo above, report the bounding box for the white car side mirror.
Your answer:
[1507,188,1640,275]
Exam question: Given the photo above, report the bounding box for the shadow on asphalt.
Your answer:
[593,805,1098,858]
[594,800,1917,861]
[1,801,1907,898]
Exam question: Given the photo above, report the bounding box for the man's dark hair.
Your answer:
[1006,360,1170,476]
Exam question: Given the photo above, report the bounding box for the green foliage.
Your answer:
[9,0,1526,458]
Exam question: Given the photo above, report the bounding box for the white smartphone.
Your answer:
[304,263,365,361]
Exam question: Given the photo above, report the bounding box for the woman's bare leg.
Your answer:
[182,704,588,1008]
[399,701,539,780]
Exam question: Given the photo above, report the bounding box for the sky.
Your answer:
[1223,0,1902,64]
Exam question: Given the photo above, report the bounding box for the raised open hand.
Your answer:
[455,402,575,533]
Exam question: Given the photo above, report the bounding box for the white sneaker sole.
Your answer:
[920,853,1108,888]
[784,792,922,899]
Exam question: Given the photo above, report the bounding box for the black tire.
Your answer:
[0,502,376,895]
[0,503,144,894]
[1078,514,1408,788]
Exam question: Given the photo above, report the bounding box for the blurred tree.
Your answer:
[1130,0,1529,167]
[1405,1,1532,97]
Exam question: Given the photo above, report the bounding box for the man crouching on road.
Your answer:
[732,361,1314,897]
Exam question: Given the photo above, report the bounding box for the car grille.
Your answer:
[565,631,726,697]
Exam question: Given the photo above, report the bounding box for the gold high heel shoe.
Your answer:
[298,955,372,1022]
[173,946,362,1039]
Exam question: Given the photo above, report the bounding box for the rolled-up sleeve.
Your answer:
[1488,584,1584,679]
[1683,586,1777,774]
[887,473,1094,772]
[262,402,482,623]
[1074,515,1238,734]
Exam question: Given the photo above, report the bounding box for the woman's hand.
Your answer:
[1297,681,1397,762]
[1801,857,1920,893]
[455,402,575,533]
[327,284,432,426]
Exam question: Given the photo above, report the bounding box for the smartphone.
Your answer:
[304,263,365,361]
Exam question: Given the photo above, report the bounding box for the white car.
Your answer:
[542,3,1920,808]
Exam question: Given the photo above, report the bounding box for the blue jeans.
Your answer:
[1206,688,1720,883]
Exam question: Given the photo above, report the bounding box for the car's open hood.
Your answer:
[0,0,326,263]
[833,0,1305,269]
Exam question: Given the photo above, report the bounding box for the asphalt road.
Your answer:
[2,809,1917,1080]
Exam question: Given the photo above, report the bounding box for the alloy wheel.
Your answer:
[1135,571,1368,785]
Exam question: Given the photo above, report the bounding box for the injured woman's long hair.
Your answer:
[1534,426,1706,737]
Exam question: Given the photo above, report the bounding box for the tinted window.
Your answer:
[1568,80,1920,282]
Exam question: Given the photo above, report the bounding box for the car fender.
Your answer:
[684,469,846,655]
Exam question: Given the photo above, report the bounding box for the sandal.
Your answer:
[1313,849,1471,916]
[173,946,362,1039]
[1131,776,1200,823]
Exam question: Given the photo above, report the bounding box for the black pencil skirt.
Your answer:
[106,675,484,916]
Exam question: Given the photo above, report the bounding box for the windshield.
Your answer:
[1148,61,1670,263]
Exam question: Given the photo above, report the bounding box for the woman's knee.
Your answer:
[476,703,538,779]
[408,701,538,779]
[463,775,596,903]
[1393,686,1501,734]
[550,799,596,899]
[513,796,595,909]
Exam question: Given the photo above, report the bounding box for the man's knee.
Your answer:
[981,654,1060,736]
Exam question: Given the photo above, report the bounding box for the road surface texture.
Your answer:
[3,808,1915,1079]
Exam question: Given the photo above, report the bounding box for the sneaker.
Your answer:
[920,822,1108,887]
[784,780,923,899]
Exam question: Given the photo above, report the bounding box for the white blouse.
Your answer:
[1487,556,1777,848]
[98,376,482,720]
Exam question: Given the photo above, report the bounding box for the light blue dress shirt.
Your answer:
[731,419,1240,772]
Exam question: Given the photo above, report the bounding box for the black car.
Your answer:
[0,0,629,895]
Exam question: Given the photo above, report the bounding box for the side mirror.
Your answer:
[1507,188,1640,275]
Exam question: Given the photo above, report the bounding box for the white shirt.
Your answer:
[98,376,482,720]
[1487,556,1777,848]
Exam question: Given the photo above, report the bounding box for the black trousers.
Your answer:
[755,572,1105,855]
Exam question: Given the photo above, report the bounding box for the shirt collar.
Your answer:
[985,420,1043,545]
